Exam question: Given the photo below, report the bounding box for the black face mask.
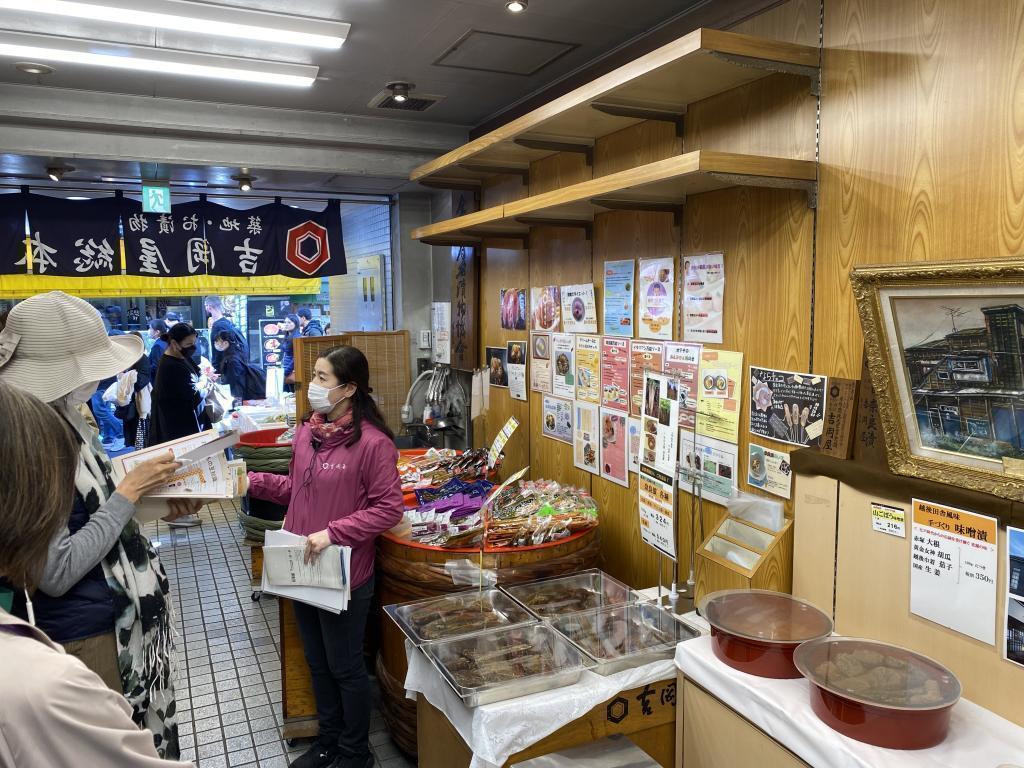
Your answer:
[179,345,197,357]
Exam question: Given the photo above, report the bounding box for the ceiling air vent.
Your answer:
[368,90,444,112]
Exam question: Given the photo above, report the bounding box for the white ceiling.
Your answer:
[0,0,697,124]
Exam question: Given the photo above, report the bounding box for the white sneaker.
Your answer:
[167,514,202,528]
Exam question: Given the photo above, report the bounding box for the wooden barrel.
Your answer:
[375,529,601,756]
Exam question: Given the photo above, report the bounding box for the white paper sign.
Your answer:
[910,499,998,645]
[627,417,642,475]
[871,503,906,538]
[551,333,576,400]
[560,283,597,334]
[638,370,680,560]
[679,430,739,506]
[507,340,527,401]
[683,252,724,343]
[638,258,674,340]
[573,400,600,475]
[431,302,451,364]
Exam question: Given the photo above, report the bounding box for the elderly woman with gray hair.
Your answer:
[0,291,200,760]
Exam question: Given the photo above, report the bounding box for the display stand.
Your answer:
[693,515,793,597]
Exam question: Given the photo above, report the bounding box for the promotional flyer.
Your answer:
[507,340,527,401]
[603,259,635,337]
[530,286,561,332]
[682,252,725,344]
[573,399,600,475]
[560,283,598,334]
[663,341,702,430]
[638,257,675,340]
[542,395,573,443]
[696,348,743,443]
[551,333,576,399]
[749,366,828,448]
[530,332,552,393]
[600,407,629,487]
[747,443,792,499]
[575,334,601,404]
[629,340,665,418]
[600,336,630,411]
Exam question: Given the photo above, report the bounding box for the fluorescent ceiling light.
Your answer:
[0,30,318,86]
[0,0,349,49]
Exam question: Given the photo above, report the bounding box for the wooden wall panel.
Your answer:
[481,173,527,209]
[593,120,682,177]
[814,0,1024,377]
[527,226,594,489]
[476,239,531,480]
[730,0,819,46]
[529,152,591,195]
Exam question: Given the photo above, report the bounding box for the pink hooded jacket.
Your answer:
[247,420,404,590]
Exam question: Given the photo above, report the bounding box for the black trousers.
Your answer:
[291,576,374,759]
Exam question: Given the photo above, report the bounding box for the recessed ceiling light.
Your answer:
[14,61,53,75]
[0,0,350,49]
[387,81,413,103]
[231,172,256,192]
[46,163,73,181]
[0,30,318,87]
[506,0,528,12]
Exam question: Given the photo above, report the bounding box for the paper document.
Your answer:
[263,544,346,589]
[115,431,238,499]
[260,530,352,613]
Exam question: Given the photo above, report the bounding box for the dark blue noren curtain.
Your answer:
[25,194,121,277]
[0,191,26,275]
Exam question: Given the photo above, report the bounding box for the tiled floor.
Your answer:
[145,502,416,768]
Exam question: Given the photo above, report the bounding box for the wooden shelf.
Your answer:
[410,27,819,187]
[411,150,817,242]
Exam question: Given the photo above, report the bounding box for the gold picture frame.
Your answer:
[852,258,1024,500]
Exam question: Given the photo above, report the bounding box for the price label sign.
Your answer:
[871,502,906,538]
[910,499,997,645]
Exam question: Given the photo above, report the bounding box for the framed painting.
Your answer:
[852,258,1024,499]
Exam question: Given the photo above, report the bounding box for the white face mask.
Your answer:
[307,382,344,414]
[69,381,99,405]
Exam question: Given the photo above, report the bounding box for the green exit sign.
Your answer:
[142,184,171,213]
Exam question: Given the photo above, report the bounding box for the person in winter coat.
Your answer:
[0,381,197,768]
[246,346,403,768]
[298,307,324,337]
[150,322,208,445]
[281,313,302,392]
[204,296,247,369]
[214,329,266,402]
[0,291,200,760]
[113,332,153,449]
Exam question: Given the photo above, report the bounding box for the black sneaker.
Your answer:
[290,741,340,768]
[331,755,374,768]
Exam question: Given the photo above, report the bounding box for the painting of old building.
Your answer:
[898,301,1024,460]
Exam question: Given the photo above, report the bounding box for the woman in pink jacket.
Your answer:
[248,346,403,768]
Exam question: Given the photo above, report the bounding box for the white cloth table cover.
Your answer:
[674,635,1024,767]
[404,641,677,768]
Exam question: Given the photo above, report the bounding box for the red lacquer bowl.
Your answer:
[794,637,961,750]
[699,589,832,679]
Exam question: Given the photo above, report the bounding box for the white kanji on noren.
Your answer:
[219,217,240,232]
[247,216,263,236]
[127,213,149,233]
[182,214,199,232]
[15,232,58,274]
[187,237,215,274]
[157,214,174,234]
[73,237,115,273]
[138,238,170,275]
[234,237,263,275]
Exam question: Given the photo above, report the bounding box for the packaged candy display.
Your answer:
[485,478,599,548]
[384,588,536,645]
[794,637,961,749]
[550,602,699,675]
[503,569,633,618]
[698,589,833,678]
[398,448,494,493]
[424,623,590,706]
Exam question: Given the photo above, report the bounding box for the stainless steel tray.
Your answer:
[423,623,591,707]
[550,601,699,675]
[384,588,537,646]
[501,568,634,618]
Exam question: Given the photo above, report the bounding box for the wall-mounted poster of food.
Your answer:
[500,287,527,330]
[530,286,561,332]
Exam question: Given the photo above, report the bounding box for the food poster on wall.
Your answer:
[638,257,675,340]
[258,318,287,369]
[679,429,738,506]
[560,283,598,334]
[747,443,792,500]
[696,349,743,443]
[500,288,527,330]
[629,341,665,418]
[638,372,680,561]
[573,400,600,475]
[507,341,527,401]
[542,395,573,444]
[530,332,552,393]
[600,337,630,411]
[551,333,576,399]
[1006,527,1024,669]
[682,252,725,344]
[575,334,601,404]
[603,259,635,337]
[749,366,828,448]
[910,499,998,645]
[600,408,629,488]
[627,417,642,474]
[664,341,702,430]
[530,286,561,332]
[485,346,508,388]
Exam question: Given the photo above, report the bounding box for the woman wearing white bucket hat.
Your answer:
[0,290,198,760]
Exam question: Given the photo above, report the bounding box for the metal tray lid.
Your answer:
[384,588,537,646]
[552,601,698,660]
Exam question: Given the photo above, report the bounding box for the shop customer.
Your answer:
[281,312,302,391]
[214,328,266,402]
[204,295,247,369]
[0,381,194,768]
[0,291,198,759]
[247,346,404,768]
[298,307,324,337]
[150,322,209,445]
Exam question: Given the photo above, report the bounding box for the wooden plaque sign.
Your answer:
[819,377,859,459]
[853,354,889,469]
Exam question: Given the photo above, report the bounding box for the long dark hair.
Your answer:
[161,322,196,345]
[318,345,392,447]
[214,329,243,355]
